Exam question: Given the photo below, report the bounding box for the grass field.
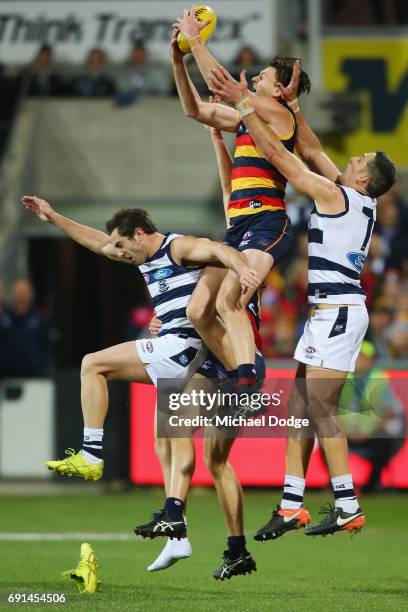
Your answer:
[1,488,407,611]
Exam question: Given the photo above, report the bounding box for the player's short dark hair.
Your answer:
[106,208,157,237]
[270,56,311,97]
[366,152,397,198]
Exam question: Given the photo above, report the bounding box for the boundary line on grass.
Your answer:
[0,532,136,541]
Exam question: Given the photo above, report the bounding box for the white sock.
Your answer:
[82,427,103,464]
[281,474,306,509]
[147,537,192,572]
[331,474,359,513]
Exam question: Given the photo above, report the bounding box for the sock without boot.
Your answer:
[82,427,103,463]
[164,497,184,521]
[147,537,192,572]
[227,535,247,559]
[281,474,306,510]
[331,474,359,513]
[237,363,257,386]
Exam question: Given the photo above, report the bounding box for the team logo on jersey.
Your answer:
[146,341,154,353]
[158,280,169,293]
[249,200,262,209]
[143,273,150,284]
[154,268,173,281]
[347,252,366,272]
[305,346,316,354]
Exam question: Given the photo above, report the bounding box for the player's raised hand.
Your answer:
[239,266,261,294]
[170,22,184,60]
[179,6,211,40]
[209,66,248,105]
[21,195,55,223]
[149,315,163,337]
[276,59,301,103]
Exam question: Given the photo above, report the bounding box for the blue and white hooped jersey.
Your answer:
[308,186,376,305]
[138,233,202,338]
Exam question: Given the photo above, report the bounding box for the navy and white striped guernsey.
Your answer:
[307,185,376,305]
[138,233,202,338]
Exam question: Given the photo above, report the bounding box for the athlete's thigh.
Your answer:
[306,365,348,416]
[94,341,152,383]
[189,266,227,315]
[243,248,274,283]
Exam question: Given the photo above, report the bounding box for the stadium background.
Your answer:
[0,1,407,608]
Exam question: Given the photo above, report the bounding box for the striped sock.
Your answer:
[331,474,359,513]
[281,474,306,509]
[82,427,103,464]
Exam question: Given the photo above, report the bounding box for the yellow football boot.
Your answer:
[63,543,101,593]
[46,449,103,481]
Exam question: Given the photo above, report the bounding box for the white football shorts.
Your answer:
[136,333,205,387]
[294,305,369,372]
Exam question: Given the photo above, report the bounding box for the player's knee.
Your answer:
[204,448,227,477]
[187,297,215,328]
[154,437,169,463]
[81,352,100,377]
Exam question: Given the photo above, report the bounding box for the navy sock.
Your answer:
[227,535,247,559]
[237,363,257,386]
[164,497,184,521]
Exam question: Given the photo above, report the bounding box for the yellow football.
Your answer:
[177,5,217,53]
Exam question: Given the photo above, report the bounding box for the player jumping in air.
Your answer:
[21,196,260,482]
[173,7,311,396]
[209,61,396,538]
[135,94,264,580]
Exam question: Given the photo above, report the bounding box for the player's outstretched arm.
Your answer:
[171,26,239,131]
[21,196,123,261]
[172,236,261,293]
[208,68,344,214]
[206,95,233,223]
[277,60,341,183]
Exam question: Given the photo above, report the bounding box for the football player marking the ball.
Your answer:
[208,63,396,538]
[141,98,263,580]
[21,196,260,482]
[173,7,311,396]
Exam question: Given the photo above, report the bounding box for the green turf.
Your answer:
[1,489,407,611]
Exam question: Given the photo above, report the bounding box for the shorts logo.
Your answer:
[146,341,154,353]
[249,200,262,209]
[143,273,150,284]
[201,360,211,369]
[305,346,316,354]
[239,240,250,247]
[334,324,344,332]
[347,252,366,272]
[179,354,189,365]
[158,280,169,293]
[243,231,253,239]
[154,268,173,281]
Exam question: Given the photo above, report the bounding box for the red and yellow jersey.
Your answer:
[228,116,296,225]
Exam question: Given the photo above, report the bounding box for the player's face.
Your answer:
[110,228,146,265]
[343,152,376,187]
[252,67,281,98]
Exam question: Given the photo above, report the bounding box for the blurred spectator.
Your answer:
[326,0,408,25]
[376,185,408,270]
[367,306,394,358]
[231,46,261,82]
[340,341,406,492]
[285,184,313,231]
[27,44,66,97]
[0,278,56,378]
[72,48,114,97]
[115,41,168,105]
[124,305,154,341]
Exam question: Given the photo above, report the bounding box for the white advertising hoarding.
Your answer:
[0,0,275,64]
